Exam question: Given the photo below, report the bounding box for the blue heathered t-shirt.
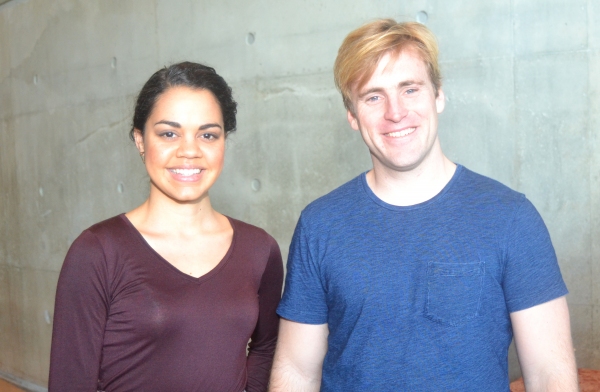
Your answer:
[277,165,568,392]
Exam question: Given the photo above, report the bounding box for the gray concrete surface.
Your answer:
[1,0,598,387]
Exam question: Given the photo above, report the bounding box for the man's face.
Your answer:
[347,48,445,174]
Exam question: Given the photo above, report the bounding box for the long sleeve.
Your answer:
[49,230,110,392]
[246,237,284,392]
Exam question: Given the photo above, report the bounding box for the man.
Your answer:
[269,19,578,391]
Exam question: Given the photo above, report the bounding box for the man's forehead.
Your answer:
[353,47,429,93]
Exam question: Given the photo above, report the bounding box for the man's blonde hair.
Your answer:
[334,19,442,113]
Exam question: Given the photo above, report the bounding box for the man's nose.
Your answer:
[384,95,407,122]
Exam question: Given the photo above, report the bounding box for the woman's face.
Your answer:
[134,86,226,204]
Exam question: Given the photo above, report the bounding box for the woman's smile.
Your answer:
[168,167,204,182]
[135,86,226,203]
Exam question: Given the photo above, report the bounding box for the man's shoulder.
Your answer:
[455,166,525,205]
[300,173,364,222]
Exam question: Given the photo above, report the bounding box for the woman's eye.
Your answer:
[160,131,176,138]
[201,133,217,140]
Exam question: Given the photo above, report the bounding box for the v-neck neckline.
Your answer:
[119,214,237,284]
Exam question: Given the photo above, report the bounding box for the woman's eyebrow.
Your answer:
[154,120,222,130]
[154,120,181,128]
[199,123,222,130]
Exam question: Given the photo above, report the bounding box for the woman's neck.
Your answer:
[126,188,224,237]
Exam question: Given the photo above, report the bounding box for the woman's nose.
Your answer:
[177,135,202,158]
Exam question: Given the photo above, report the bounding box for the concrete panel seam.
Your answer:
[0,0,25,11]
[0,370,46,392]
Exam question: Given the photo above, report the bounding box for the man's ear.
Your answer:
[436,88,446,114]
[347,110,360,131]
[133,129,145,154]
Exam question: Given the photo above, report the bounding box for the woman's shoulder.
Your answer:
[85,213,130,235]
[227,217,283,281]
[228,217,279,250]
[70,214,136,254]
[228,218,275,243]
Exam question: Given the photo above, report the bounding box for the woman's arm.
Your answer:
[48,231,110,392]
[246,238,284,392]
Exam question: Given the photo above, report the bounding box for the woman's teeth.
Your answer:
[170,168,201,176]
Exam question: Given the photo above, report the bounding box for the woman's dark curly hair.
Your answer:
[130,62,237,140]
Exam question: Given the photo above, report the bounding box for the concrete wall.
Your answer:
[0,0,598,388]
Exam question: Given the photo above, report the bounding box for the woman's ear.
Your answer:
[133,129,144,154]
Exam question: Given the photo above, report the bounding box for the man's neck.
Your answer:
[366,155,457,207]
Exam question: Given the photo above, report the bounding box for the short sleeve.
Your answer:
[502,198,568,313]
[277,215,329,324]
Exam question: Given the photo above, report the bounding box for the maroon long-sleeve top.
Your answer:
[49,214,283,392]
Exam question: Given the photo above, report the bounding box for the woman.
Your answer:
[49,62,283,392]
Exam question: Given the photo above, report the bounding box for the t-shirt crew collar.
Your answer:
[359,164,464,212]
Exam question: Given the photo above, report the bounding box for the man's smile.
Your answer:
[385,127,416,138]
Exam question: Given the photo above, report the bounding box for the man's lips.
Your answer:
[385,127,416,138]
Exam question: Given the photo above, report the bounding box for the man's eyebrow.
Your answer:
[358,87,384,99]
[398,79,426,88]
[358,80,426,98]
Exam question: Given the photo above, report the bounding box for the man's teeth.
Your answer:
[388,128,416,137]
[171,168,201,176]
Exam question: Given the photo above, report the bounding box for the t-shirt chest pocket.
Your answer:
[425,261,485,326]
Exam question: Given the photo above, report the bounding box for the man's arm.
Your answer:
[269,319,329,392]
[511,296,578,392]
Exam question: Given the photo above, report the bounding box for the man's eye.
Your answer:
[366,96,380,102]
[406,88,418,94]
